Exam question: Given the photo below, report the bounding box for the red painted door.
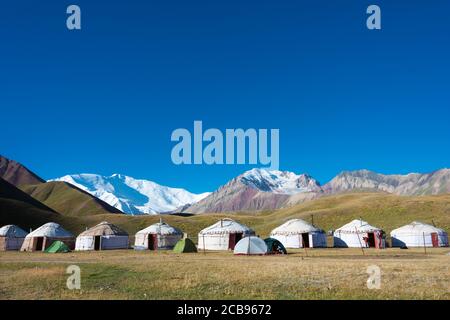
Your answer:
[229,234,236,250]
[431,233,439,247]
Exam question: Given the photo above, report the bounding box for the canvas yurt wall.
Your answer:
[21,222,75,252]
[270,219,327,248]
[0,225,28,251]
[76,222,129,251]
[234,236,267,255]
[391,221,449,248]
[333,219,385,248]
[135,222,183,250]
[198,219,255,251]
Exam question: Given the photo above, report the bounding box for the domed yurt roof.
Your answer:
[79,221,128,237]
[335,219,381,234]
[136,222,183,236]
[271,219,323,235]
[0,225,28,238]
[391,221,446,235]
[199,219,254,235]
[26,222,73,238]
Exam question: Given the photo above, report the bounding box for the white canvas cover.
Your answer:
[270,219,327,248]
[75,222,129,251]
[198,219,255,251]
[134,222,183,250]
[0,225,28,250]
[234,236,268,255]
[76,235,129,250]
[25,222,73,238]
[391,221,449,248]
[0,225,28,237]
[333,219,383,248]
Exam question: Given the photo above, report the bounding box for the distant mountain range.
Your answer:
[51,174,210,215]
[180,168,450,213]
[2,154,450,216]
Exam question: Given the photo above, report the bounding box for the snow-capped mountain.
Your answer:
[241,168,322,194]
[181,168,322,213]
[50,174,210,215]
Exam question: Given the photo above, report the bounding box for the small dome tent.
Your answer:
[234,236,267,255]
[333,219,385,248]
[391,221,449,248]
[45,240,70,253]
[0,225,28,251]
[173,238,198,253]
[21,222,75,252]
[264,238,287,254]
[135,220,183,250]
[76,222,129,251]
[198,219,255,251]
[270,219,327,248]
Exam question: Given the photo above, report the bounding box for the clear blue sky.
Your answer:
[1,0,449,193]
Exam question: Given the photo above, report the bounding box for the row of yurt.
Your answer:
[198,219,255,250]
[1,219,447,252]
[333,219,386,248]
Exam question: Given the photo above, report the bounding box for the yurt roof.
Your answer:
[79,221,128,237]
[0,225,28,238]
[136,222,183,236]
[391,221,446,235]
[335,219,382,234]
[270,219,323,235]
[26,222,74,238]
[199,219,254,235]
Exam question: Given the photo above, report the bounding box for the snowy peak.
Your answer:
[240,168,322,195]
[51,174,210,215]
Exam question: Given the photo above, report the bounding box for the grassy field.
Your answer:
[1,192,449,300]
[1,248,449,300]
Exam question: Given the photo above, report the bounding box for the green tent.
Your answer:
[173,238,197,253]
[44,240,70,253]
[264,238,287,254]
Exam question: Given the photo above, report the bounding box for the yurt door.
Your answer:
[148,234,158,251]
[94,236,101,250]
[374,231,381,249]
[301,233,310,248]
[229,233,242,250]
[367,233,376,248]
[431,233,439,247]
[35,237,44,251]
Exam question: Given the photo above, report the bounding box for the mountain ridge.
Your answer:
[181,168,450,213]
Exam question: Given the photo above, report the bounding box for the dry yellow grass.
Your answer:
[1,248,449,300]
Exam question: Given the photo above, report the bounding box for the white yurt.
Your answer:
[76,222,129,251]
[270,219,327,248]
[333,219,385,248]
[391,221,449,248]
[0,225,28,251]
[21,222,75,252]
[134,221,183,250]
[234,236,268,255]
[198,219,255,251]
